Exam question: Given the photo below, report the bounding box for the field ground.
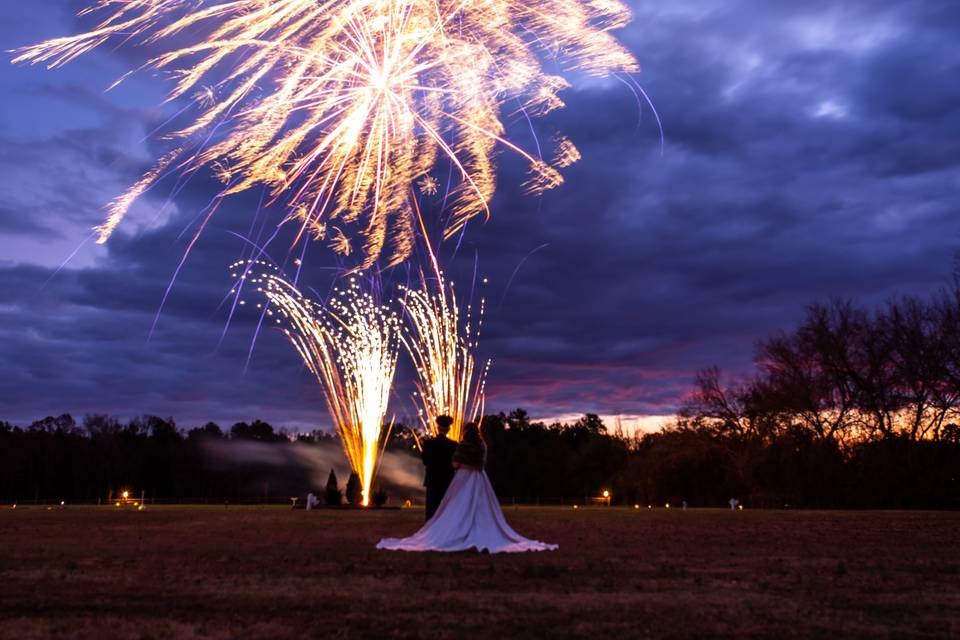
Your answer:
[0,506,958,639]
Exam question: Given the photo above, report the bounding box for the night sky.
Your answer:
[1,1,958,432]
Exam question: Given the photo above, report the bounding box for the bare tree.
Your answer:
[754,322,856,443]
[884,296,947,440]
[928,283,960,440]
[679,367,771,439]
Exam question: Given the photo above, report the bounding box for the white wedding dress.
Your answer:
[377,468,558,553]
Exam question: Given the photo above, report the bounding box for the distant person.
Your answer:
[729,498,740,511]
[306,493,319,511]
[420,415,458,521]
[377,422,557,553]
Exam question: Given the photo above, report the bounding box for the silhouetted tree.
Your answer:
[679,368,759,438]
[345,472,362,506]
[506,408,532,431]
[83,414,123,437]
[29,414,78,434]
[188,422,223,440]
[324,469,341,506]
[148,416,180,443]
[230,420,284,442]
[753,321,856,443]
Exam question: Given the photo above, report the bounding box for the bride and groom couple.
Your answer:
[377,416,558,553]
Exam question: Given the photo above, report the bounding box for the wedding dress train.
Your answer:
[377,469,558,553]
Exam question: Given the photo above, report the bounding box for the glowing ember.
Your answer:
[264,275,400,506]
[14,0,639,269]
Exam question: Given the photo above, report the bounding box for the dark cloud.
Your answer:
[1,0,958,428]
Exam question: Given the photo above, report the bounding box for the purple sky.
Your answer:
[1,1,959,431]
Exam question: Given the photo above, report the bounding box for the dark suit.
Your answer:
[421,435,457,521]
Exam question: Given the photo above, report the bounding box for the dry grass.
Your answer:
[0,506,958,639]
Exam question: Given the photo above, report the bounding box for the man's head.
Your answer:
[435,415,454,436]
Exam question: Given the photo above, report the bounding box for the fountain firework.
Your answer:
[400,274,488,442]
[263,273,400,506]
[14,0,639,269]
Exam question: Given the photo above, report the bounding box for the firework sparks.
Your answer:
[417,175,439,196]
[263,273,400,506]
[14,0,638,269]
[400,274,488,442]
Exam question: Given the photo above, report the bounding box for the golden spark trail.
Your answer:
[263,274,400,506]
[14,0,639,269]
[400,275,488,442]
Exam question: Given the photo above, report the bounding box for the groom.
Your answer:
[421,415,457,521]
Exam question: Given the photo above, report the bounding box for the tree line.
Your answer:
[0,416,314,503]
[647,276,960,508]
[2,282,960,508]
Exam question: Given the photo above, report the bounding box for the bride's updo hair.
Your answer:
[462,422,481,442]
[453,422,485,468]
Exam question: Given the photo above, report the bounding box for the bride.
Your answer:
[377,423,558,553]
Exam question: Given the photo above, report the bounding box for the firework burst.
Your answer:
[400,274,489,442]
[14,0,638,269]
[263,273,400,506]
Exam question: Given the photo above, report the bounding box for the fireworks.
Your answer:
[14,0,638,269]
[400,275,488,441]
[263,274,401,506]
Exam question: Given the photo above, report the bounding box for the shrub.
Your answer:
[324,469,341,506]
[345,472,362,506]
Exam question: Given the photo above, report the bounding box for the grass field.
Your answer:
[0,506,958,639]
